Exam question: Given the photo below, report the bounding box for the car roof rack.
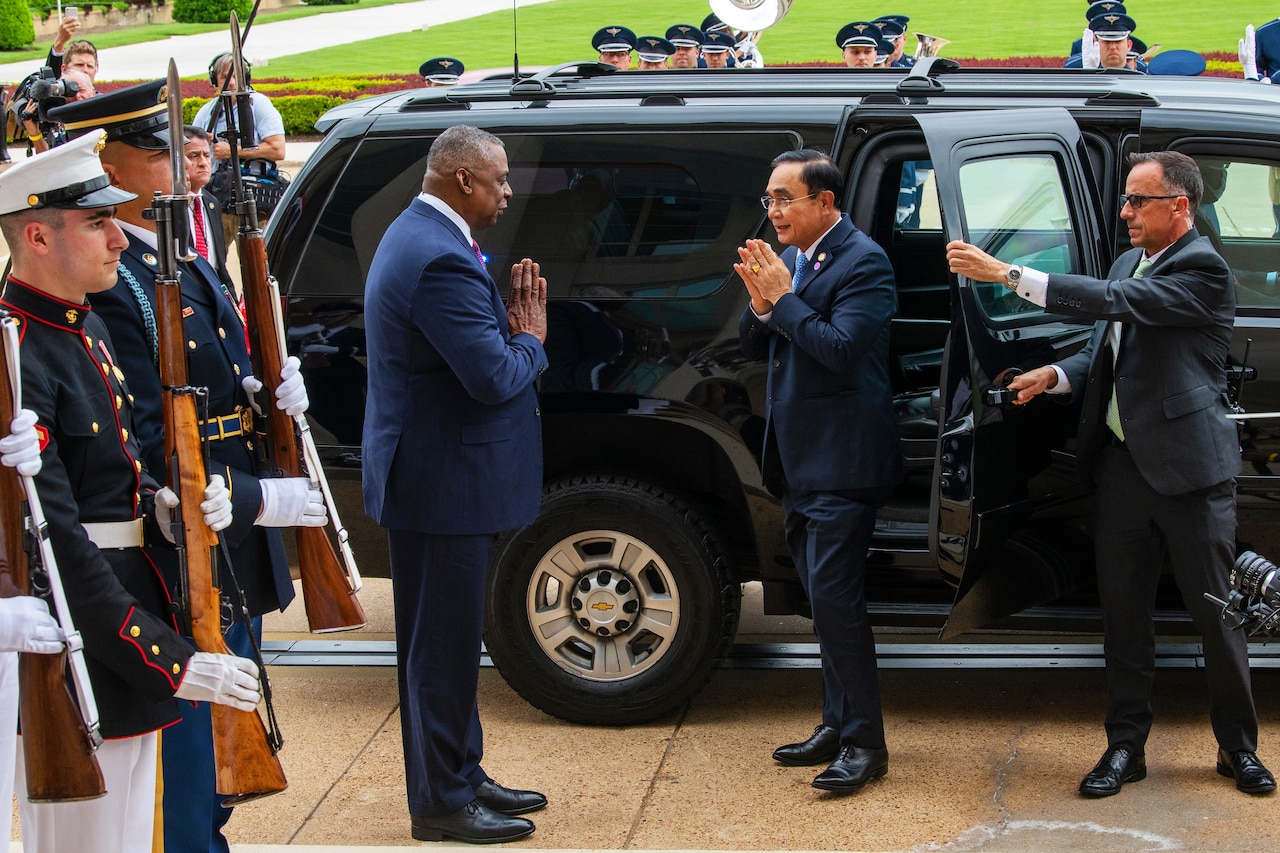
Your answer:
[896,57,962,95]
[508,61,618,97]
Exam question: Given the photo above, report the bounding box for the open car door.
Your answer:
[916,108,1110,639]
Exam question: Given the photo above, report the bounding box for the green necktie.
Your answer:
[1105,257,1154,442]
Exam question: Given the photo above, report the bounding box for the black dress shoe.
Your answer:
[811,745,889,792]
[1217,749,1277,794]
[410,800,535,843]
[773,724,841,766]
[1079,746,1146,797]
[475,779,548,815]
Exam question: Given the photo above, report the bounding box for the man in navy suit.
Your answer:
[363,125,550,843]
[736,149,902,793]
[948,151,1274,798]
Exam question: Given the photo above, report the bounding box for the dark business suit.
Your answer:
[363,198,547,817]
[739,215,902,748]
[199,187,235,293]
[1048,230,1256,754]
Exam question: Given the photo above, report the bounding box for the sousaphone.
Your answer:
[709,0,793,32]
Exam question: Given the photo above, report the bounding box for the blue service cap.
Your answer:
[636,36,675,62]
[874,37,896,61]
[48,78,170,150]
[874,15,909,31]
[873,18,906,38]
[592,25,637,53]
[701,13,731,34]
[1086,1,1126,21]
[419,57,464,84]
[837,22,881,49]
[666,24,704,48]
[1147,49,1206,76]
[701,30,734,53]
[1090,13,1136,40]
[1127,36,1147,58]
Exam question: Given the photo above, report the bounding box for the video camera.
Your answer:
[1205,550,1280,638]
[7,66,82,147]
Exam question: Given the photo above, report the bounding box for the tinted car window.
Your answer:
[291,131,793,301]
[1191,156,1280,310]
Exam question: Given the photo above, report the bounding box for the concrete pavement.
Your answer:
[0,0,559,84]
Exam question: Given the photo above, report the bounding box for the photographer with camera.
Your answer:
[11,67,95,154]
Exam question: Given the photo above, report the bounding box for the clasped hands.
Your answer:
[734,239,793,315]
[507,258,548,343]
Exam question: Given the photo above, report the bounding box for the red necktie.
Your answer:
[192,199,210,262]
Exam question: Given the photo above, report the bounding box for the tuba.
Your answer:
[914,33,951,59]
[709,0,792,32]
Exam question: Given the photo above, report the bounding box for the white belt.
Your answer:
[82,519,144,550]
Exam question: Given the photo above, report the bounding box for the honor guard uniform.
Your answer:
[636,36,675,70]
[699,13,737,67]
[1089,12,1138,70]
[1070,1,1127,56]
[1127,36,1150,73]
[420,57,464,87]
[838,22,881,68]
[873,15,914,68]
[666,24,705,69]
[49,80,305,853]
[593,25,636,71]
[700,30,736,68]
[1257,18,1280,81]
[0,130,254,853]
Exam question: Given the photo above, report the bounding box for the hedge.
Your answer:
[171,0,249,24]
[0,0,35,49]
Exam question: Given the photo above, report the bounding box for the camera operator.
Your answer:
[15,68,95,153]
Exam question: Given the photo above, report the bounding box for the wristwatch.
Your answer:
[1004,265,1023,292]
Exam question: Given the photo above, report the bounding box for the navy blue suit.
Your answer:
[90,232,294,853]
[363,198,547,817]
[740,215,901,748]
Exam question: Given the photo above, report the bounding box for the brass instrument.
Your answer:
[709,0,791,33]
[914,33,951,59]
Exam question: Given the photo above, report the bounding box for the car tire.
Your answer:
[485,473,740,725]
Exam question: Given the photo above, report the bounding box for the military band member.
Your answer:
[593,26,635,71]
[701,30,736,69]
[1069,1,1128,59]
[699,13,738,68]
[0,129,255,853]
[636,36,675,70]
[838,22,881,69]
[1089,12,1138,70]
[48,80,317,853]
[666,24,704,69]
[874,15,914,68]
[420,57,464,87]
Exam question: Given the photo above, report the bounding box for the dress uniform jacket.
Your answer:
[89,231,294,617]
[0,279,192,739]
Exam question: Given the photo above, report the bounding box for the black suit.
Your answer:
[1048,230,1257,754]
[739,215,901,748]
[198,187,234,292]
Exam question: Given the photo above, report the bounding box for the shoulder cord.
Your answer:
[116,262,159,367]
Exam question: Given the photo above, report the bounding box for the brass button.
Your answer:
[134,460,142,473]
[172,663,181,675]
[128,394,135,404]
[91,422,99,433]
[121,429,128,441]
[245,439,253,450]
[85,336,93,348]
[100,363,110,375]
[188,341,197,350]
[218,328,227,339]
[151,645,160,655]
[130,626,141,638]
[233,364,241,375]
[116,395,123,410]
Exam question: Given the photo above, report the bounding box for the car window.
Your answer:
[1190,156,1280,310]
[295,131,793,301]
[956,154,1084,322]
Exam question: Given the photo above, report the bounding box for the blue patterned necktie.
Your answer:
[1105,257,1153,442]
[792,252,808,291]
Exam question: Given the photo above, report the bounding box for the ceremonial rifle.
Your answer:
[152,59,286,804]
[0,312,105,802]
[220,13,365,632]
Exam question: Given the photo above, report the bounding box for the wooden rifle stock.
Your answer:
[238,234,366,633]
[0,316,104,802]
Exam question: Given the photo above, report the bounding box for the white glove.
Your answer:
[1082,28,1100,70]
[0,409,42,476]
[256,477,327,527]
[273,356,309,416]
[156,475,234,544]
[0,596,64,655]
[241,373,264,415]
[1241,24,1260,80]
[895,204,915,225]
[174,651,261,712]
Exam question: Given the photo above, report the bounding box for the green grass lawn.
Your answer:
[262,0,1274,78]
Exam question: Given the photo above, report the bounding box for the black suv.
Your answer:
[267,61,1280,725]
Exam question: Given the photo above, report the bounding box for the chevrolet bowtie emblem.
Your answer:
[590,602,614,612]
[65,309,78,323]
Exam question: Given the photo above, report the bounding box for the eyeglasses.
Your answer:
[1119,194,1182,210]
[760,192,819,210]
